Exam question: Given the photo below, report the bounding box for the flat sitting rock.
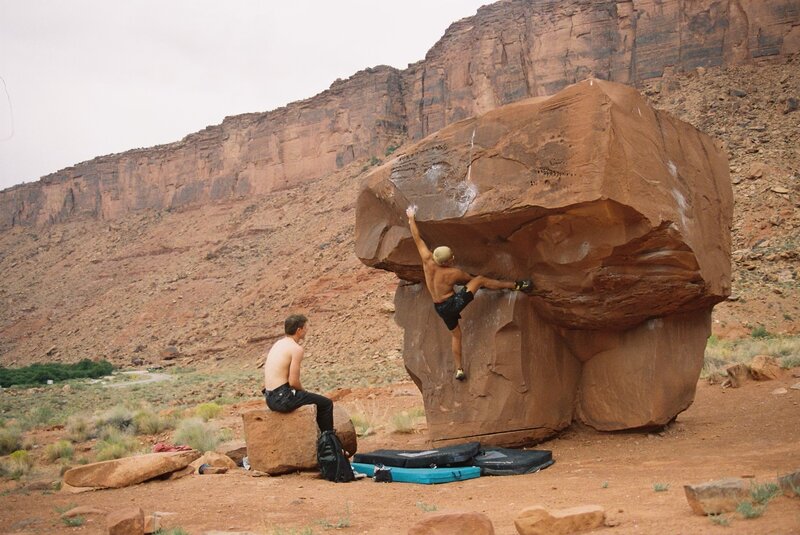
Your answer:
[514,505,605,535]
[683,477,750,515]
[241,404,356,475]
[63,450,200,489]
[407,511,495,534]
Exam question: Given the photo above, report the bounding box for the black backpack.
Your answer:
[316,430,355,482]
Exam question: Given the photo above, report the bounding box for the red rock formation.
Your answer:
[355,79,732,444]
[1,0,797,229]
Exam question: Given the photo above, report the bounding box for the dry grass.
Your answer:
[702,334,800,377]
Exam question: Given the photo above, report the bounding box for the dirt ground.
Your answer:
[1,370,799,535]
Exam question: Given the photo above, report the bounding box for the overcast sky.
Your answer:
[0,1,488,191]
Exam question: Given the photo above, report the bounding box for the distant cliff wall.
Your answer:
[2,0,798,228]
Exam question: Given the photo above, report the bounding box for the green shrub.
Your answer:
[0,426,22,455]
[66,414,95,443]
[781,354,800,369]
[384,145,398,157]
[736,501,766,519]
[390,410,422,434]
[94,427,140,461]
[194,402,222,421]
[45,440,74,462]
[416,501,437,512]
[174,418,220,452]
[350,414,374,437]
[0,359,114,387]
[703,334,800,376]
[155,529,189,535]
[95,406,135,432]
[133,408,172,435]
[4,450,34,478]
[653,482,670,492]
[751,325,770,339]
[750,481,780,504]
[62,516,85,527]
[23,405,56,429]
[709,513,730,526]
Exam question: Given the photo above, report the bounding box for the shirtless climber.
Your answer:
[263,314,334,432]
[406,205,532,380]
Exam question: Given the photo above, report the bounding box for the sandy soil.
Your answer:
[1,370,799,535]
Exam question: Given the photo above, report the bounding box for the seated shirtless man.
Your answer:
[406,205,531,381]
[263,314,333,432]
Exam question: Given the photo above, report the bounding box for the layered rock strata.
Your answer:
[2,0,796,228]
[355,79,732,444]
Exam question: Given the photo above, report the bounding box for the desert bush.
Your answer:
[350,413,374,437]
[750,481,780,504]
[174,418,220,452]
[736,501,766,519]
[94,427,140,461]
[155,529,189,535]
[45,440,74,462]
[4,450,34,478]
[702,334,800,377]
[781,354,800,369]
[194,402,222,421]
[708,513,730,526]
[22,405,57,429]
[95,405,135,432]
[390,407,425,434]
[653,482,670,492]
[66,414,95,442]
[62,515,85,527]
[0,425,22,455]
[0,359,113,387]
[750,325,770,339]
[133,407,173,435]
[416,501,438,512]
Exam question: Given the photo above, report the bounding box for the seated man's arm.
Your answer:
[288,348,304,390]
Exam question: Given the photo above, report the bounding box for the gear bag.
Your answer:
[316,430,355,482]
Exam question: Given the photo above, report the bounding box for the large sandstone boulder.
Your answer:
[355,79,732,444]
[242,404,356,475]
[63,450,200,489]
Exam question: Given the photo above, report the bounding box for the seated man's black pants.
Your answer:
[264,383,334,432]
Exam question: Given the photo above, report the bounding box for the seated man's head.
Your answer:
[285,314,308,336]
[433,246,454,266]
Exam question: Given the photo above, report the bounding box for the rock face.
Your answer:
[355,79,732,443]
[2,0,796,229]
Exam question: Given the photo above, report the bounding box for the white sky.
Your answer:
[0,0,488,190]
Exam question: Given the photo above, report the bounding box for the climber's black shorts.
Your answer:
[434,287,474,331]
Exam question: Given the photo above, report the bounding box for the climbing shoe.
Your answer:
[455,368,466,381]
[513,279,533,292]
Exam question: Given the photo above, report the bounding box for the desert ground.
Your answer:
[1,367,799,535]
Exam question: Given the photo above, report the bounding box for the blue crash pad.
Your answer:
[351,462,481,485]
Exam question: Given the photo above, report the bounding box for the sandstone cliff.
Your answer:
[1,0,798,229]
